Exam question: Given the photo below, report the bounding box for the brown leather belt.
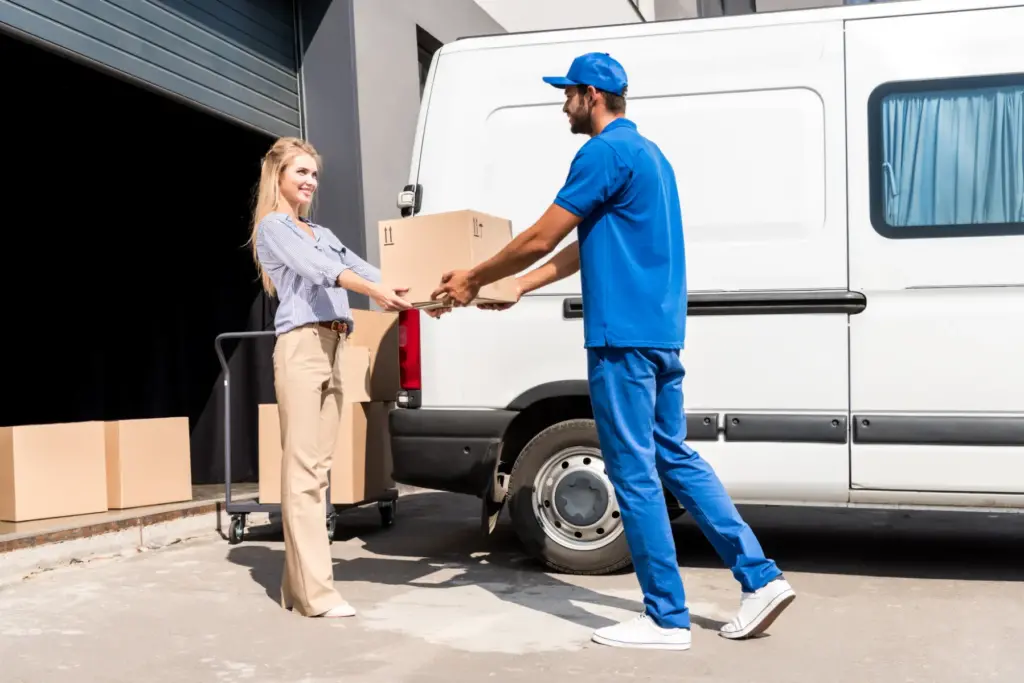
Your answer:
[317,320,349,334]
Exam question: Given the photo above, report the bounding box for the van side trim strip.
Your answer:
[685,413,719,441]
[853,415,1024,446]
[724,414,849,444]
[690,290,866,315]
[561,290,866,320]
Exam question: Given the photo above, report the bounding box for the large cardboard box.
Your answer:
[258,402,394,505]
[378,209,519,309]
[341,345,372,403]
[330,401,395,504]
[349,309,400,402]
[105,417,193,510]
[257,403,283,505]
[0,421,108,522]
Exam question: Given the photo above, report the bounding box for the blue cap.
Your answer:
[542,52,628,96]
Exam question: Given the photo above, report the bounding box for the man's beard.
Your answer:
[568,98,594,135]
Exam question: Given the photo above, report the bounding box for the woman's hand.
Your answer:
[371,285,413,312]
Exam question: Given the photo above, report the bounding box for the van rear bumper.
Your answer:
[388,407,518,498]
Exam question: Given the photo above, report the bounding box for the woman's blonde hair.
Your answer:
[249,136,322,296]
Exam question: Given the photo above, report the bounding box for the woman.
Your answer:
[251,137,410,618]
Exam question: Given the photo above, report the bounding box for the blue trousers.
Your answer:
[587,346,782,629]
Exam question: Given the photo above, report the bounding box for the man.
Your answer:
[431,52,795,651]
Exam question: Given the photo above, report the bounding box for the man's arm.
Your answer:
[464,204,581,290]
[432,139,626,306]
[518,241,580,294]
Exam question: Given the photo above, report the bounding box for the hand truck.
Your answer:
[214,331,398,545]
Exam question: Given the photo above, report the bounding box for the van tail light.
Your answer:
[397,308,422,395]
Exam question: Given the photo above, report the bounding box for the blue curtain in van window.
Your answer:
[881,84,1024,228]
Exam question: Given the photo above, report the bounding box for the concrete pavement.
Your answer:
[1,491,1022,682]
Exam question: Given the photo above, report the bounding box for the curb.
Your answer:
[0,501,265,588]
[0,486,430,588]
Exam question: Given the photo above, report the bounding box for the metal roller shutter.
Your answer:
[0,0,300,137]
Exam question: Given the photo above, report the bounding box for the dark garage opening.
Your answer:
[1,32,278,485]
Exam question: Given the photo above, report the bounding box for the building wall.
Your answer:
[658,0,894,16]
[755,0,843,11]
[654,0,701,19]
[472,0,649,31]
[351,0,505,269]
[296,0,367,309]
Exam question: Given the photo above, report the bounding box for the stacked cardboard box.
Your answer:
[258,309,399,505]
[259,208,517,506]
[0,417,193,523]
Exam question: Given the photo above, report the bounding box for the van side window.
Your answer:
[416,26,442,99]
[867,74,1024,239]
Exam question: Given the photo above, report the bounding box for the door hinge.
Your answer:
[396,183,422,217]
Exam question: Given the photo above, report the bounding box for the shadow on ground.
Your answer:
[227,493,682,632]
[227,491,1024,631]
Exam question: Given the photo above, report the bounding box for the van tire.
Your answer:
[506,419,633,575]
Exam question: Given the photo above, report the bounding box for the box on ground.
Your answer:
[258,402,394,506]
[349,309,400,402]
[0,421,108,522]
[378,209,519,309]
[105,417,193,510]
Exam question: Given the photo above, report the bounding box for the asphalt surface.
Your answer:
[1,491,1022,682]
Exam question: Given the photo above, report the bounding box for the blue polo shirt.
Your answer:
[553,118,687,349]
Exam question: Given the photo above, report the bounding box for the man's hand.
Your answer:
[431,270,479,307]
[478,279,522,311]
[432,205,581,306]
[423,305,452,319]
[370,285,413,311]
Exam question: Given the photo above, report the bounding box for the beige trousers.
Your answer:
[273,323,347,616]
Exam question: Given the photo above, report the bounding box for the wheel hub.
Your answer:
[533,446,623,551]
[553,470,609,527]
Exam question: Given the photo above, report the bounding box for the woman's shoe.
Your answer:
[316,601,357,618]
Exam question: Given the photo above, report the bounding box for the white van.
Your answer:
[387,0,1024,575]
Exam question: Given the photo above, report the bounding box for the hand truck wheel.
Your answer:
[326,511,337,543]
[228,514,246,545]
[378,499,397,528]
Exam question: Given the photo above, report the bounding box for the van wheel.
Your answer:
[507,419,632,575]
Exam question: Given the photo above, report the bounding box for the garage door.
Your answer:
[0,0,300,137]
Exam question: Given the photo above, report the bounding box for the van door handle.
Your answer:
[563,297,583,319]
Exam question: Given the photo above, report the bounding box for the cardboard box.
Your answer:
[349,309,400,402]
[0,421,108,522]
[331,401,395,504]
[257,403,283,505]
[105,417,193,510]
[342,345,372,403]
[258,402,394,505]
[378,209,519,309]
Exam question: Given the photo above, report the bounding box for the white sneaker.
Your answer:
[719,577,795,640]
[317,601,357,618]
[592,613,692,651]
